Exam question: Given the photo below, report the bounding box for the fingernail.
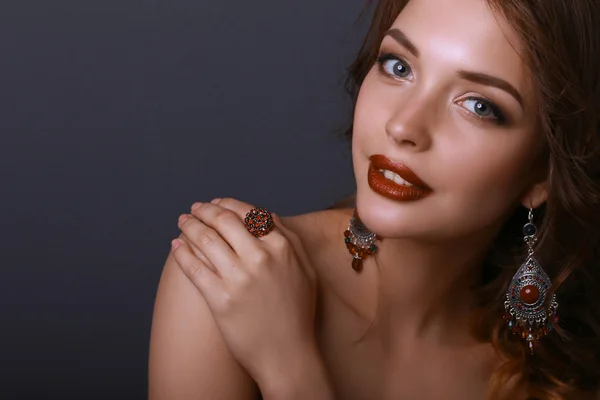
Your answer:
[191,202,203,210]
[211,198,222,204]
[178,214,190,224]
[171,239,181,250]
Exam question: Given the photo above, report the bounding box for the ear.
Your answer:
[520,179,548,209]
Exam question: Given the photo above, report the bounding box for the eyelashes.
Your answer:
[461,97,508,125]
[375,52,413,79]
[374,52,509,126]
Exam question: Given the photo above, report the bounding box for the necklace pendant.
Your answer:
[344,210,381,273]
[352,256,363,272]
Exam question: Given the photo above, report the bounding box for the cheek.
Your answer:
[437,134,534,220]
[352,72,398,178]
[352,72,381,176]
[352,71,390,142]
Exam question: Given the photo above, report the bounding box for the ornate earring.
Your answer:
[344,209,382,272]
[504,208,559,354]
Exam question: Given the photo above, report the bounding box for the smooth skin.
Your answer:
[149,0,558,398]
[149,199,333,399]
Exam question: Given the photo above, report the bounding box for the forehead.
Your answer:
[389,0,532,98]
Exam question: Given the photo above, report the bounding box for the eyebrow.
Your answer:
[383,28,523,107]
[457,70,523,106]
[383,28,419,57]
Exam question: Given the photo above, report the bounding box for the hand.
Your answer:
[170,198,320,390]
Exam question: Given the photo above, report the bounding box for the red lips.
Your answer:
[367,154,432,201]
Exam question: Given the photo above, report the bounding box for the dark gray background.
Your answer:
[1,0,369,398]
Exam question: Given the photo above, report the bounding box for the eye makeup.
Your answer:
[374,52,511,126]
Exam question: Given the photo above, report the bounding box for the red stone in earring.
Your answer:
[344,210,381,272]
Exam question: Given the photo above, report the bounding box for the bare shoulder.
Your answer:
[148,207,351,399]
[148,251,258,400]
[280,208,351,251]
[280,208,376,318]
[279,208,354,273]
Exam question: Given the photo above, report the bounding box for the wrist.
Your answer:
[256,343,334,400]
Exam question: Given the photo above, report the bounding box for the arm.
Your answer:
[259,344,335,400]
[148,251,259,400]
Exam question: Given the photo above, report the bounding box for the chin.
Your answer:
[354,186,433,239]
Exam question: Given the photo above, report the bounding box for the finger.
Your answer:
[178,213,238,278]
[177,232,219,275]
[206,198,284,245]
[171,237,221,295]
[189,201,260,254]
[206,197,255,220]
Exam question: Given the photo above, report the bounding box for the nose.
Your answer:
[385,93,434,152]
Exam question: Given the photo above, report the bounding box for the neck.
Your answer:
[341,209,501,347]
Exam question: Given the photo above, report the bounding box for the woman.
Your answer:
[149,0,600,398]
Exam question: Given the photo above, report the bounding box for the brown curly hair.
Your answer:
[334,0,600,398]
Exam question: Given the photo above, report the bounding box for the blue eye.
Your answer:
[461,97,507,124]
[376,53,412,79]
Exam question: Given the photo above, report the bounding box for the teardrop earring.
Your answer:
[504,208,559,354]
[343,209,382,272]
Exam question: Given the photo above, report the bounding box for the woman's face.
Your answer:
[352,0,547,241]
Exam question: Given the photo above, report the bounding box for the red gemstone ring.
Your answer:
[244,207,274,238]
